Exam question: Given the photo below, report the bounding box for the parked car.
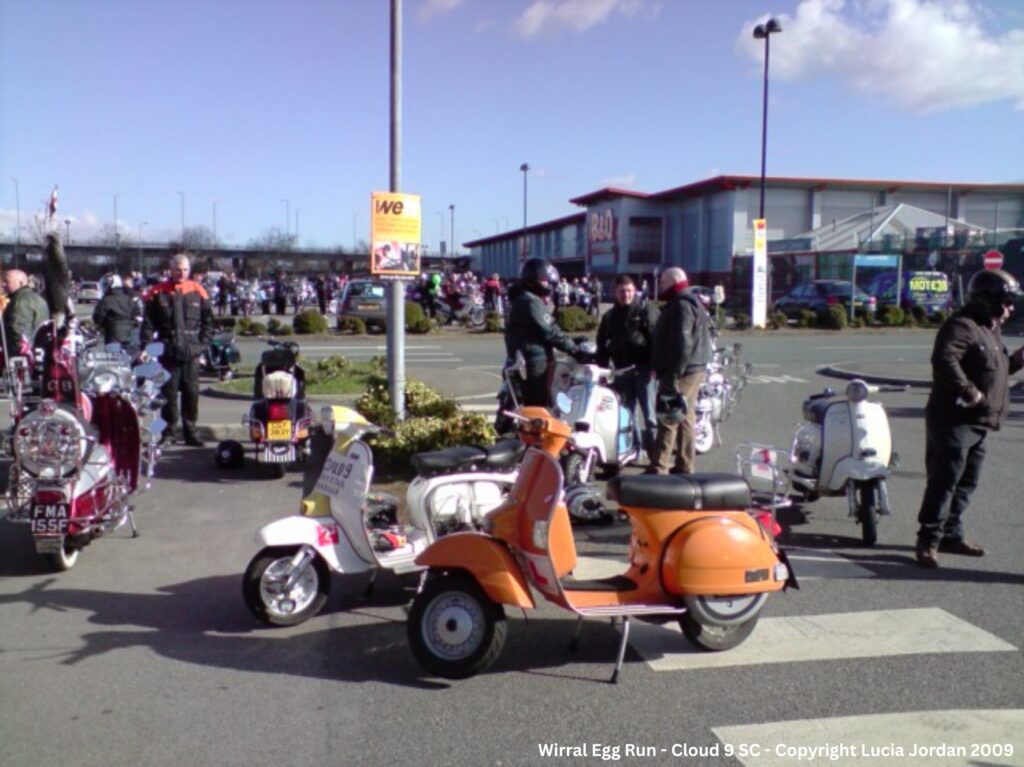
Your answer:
[773,280,870,318]
[863,270,952,318]
[336,278,388,329]
[688,285,728,309]
[76,281,102,303]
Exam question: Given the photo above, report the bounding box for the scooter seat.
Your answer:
[411,445,489,476]
[607,473,751,511]
[482,439,525,471]
[802,397,836,425]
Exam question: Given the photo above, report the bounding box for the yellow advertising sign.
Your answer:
[370,192,422,277]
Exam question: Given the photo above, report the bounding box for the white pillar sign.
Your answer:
[752,218,768,328]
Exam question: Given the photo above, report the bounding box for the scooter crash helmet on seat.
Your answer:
[100,273,123,295]
[967,268,1021,317]
[520,258,559,297]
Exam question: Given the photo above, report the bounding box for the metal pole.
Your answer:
[212,200,219,243]
[280,199,290,238]
[64,218,71,245]
[386,0,405,420]
[11,177,20,267]
[295,209,301,242]
[449,204,455,258]
[177,191,185,244]
[138,221,147,275]
[758,36,770,220]
[520,162,529,260]
[114,193,120,254]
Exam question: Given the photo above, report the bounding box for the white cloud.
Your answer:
[512,0,657,39]
[599,173,637,188]
[736,0,1024,112]
[418,0,464,23]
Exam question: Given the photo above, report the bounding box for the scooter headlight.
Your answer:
[13,404,89,479]
[846,380,869,403]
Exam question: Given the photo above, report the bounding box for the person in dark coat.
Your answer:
[649,267,711,475]
[2,269,49,352]
[595,274,659,456]
[141,254,214,447]
[914,268,1024,568]
[93,273,143,346]
[503,258,578,407]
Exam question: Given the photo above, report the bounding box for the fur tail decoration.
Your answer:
[44,233,72,329]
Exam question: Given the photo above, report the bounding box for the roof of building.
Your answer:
[463,211,585,247]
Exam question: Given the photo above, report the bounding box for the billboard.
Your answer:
[370,192,422,278]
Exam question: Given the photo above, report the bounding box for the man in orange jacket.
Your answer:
[141,253,213,446]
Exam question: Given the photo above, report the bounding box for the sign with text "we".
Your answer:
[370,192,422,278]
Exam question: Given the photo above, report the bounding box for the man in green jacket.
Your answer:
[504,258,579,407]
[2,269,49,352]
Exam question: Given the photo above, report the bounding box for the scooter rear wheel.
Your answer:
[46,539,80,572]
[243,546,330,626]
[408,574,506,679]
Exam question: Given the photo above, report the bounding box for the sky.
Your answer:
[1,0,1022,254]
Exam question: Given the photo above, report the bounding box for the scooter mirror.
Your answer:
[555,391,572,415]
[145,342,165,359]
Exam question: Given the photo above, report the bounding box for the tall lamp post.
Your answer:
[138,221,148,275]
[212,200,219,244]
[520,162,530,260]
[449,204,456,260]
[280,198,290,239]
[64,218,72,245]
[752,17,781,326]
[295,208,302,244]
[113,193,121,254]
[753,18,781,220]
[176,191,186,245]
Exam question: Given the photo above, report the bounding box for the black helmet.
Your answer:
[656,391,687,426]
[967,268,1021,315]
[520,258,559,297]
[214,439,244,469]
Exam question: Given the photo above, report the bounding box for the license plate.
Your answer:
[267,420,292,441]
[31,502,70,535]
[359,303,380,310]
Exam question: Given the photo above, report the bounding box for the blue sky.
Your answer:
[1,0,1022,253]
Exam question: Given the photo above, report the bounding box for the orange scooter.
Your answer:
[406,408,797,682]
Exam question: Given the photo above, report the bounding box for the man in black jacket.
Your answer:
[596,274,659,456]
[650,267,711,475]
[915,268,1024,568]
[141,254,214,447]
[93,273,142,346]
[504,258,578,407]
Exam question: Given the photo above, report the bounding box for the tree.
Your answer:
[181,225,217,251]
[248,227,297,254]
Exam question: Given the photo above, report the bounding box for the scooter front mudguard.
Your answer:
[416,533,535,609]
[827,457,889,492]
[661,515,787,597]
[255,515,373,575]
[569,431,606,464]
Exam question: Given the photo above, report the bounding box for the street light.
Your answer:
[212,200,219,244]
[280,198,290,238]
[295,208,302,243]
[520,162,530,260]
[449,204,455,259]
[753,17,782,220]
[138,221,148,275]
[64,218,72,245]
[176,191,186,244]
[113,193,120,252]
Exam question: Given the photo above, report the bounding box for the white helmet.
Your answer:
[100,273,123,294]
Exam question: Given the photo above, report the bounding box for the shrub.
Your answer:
[293,309,328,334]
[267,318,293,336]
[910,305,928,325]
[818,305,848,330]
[339,316,366,335]
[732,312,751,330]
[355,375,458,428]
[404,301,434,334]
[236,318,266,336]
[902,311,917,327]
[850,316,865,328]
[368,412,496,477]
[877,306,905,327]
[797,309,817,329]
[213,317,237,331]
[555,306,598,333]
[931,309,947,325]
[483,311,503,333]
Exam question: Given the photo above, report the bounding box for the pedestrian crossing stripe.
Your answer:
[712,709,1024,767]
[627,608,1016,671]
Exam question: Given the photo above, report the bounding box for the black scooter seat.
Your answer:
[802,397,836,425]
[481,438,526,471]
[607,473,751,511]
[412,439,524,476]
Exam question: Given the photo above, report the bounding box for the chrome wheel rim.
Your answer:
[259,557,319,618]
[422,591,485,661]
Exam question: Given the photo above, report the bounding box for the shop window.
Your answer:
[629,216,662,264]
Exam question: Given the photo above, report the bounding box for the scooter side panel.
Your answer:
[661,515,784,596]
[824,401,892,492]
[256,515,372,574]
[415,533,535,608]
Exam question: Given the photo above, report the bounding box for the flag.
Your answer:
[48,185,59,220]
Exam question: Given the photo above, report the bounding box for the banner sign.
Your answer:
[370,192,422,278]
[752,218,768,328]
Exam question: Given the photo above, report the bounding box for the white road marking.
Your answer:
[815,344,932,350]
[784,548,875,580]
[713,709,1024,767]
[629,608,1016,671]
[747,374,808,384]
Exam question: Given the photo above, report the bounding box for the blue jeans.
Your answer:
[613,367,656,455]
[916,421,988,547]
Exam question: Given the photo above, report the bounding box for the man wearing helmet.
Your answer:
[504,258,579,407]
[915,268,1024,568]
[93,273,143,346]
[649,267,711,475]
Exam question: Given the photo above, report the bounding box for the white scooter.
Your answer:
[242,406,521,626]
[556,346,640,485]
[787,379,905,545]
[695,343,752,454]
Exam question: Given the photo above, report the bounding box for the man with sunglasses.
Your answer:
[915,268,1024,568]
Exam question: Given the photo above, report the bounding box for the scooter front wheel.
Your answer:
[407,574,506,679]
[243,546,330,626]
[855,479,879,547]
[694,415,715,454]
